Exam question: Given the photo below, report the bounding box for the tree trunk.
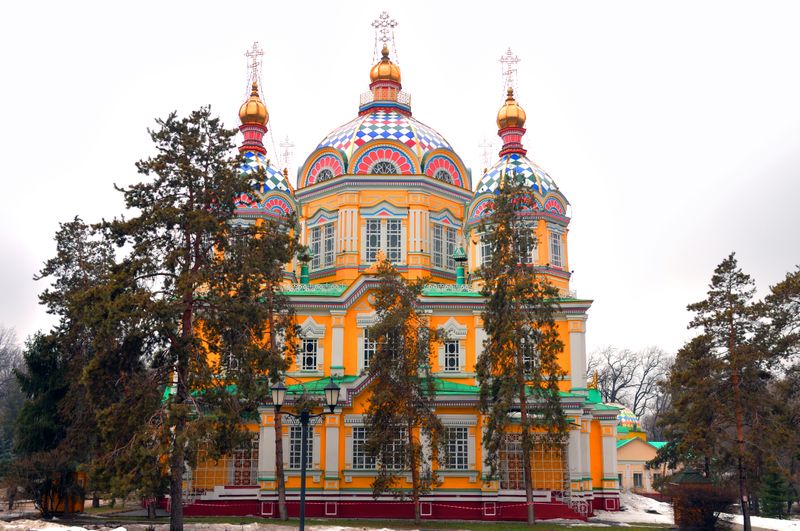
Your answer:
[92,491,99,508]
[169,363,187,531]
[517,359,535,525]
[274,413,287,520]
[730,315,750,531]
[409,424,421,525]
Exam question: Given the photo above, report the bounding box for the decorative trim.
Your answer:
[299,317,326,339]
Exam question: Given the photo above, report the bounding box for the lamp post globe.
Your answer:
[271,381,287,410]
[324,378,340,413]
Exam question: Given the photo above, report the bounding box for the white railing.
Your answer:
[359,90,412,106]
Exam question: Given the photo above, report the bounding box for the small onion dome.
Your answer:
[370,45,401,84]
[239,82,269,126]
[496,87,527,129]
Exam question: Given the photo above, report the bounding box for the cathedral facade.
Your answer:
[183,35,620,521]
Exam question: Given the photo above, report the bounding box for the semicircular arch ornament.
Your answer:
[303,151,346,187]
[467,196,495,225]
[260,193,294,218]
[543,196,565,215]
[424,154,464,187]
[351,144,416,175]
[234,192,258,208]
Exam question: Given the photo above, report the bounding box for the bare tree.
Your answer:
[0,326,22,399]
[588,345,672,419]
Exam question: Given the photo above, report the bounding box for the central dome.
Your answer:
[317,110,451,161]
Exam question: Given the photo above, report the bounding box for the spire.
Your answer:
[238,42,268,155]
[367,12,403,107]
[496,49,528,157]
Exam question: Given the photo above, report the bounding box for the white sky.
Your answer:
[1,0,799,355]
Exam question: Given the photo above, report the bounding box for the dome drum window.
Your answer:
[369,160,399,175]
[433,169,453,184]
[316,168,334,182]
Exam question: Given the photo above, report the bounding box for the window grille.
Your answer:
[289,425,313,470]
[550,232,563,268]
[443,341,460,372]
[363,330,377,370]
[352,426,376,469]
[365,219,382,263]
[445,427,469,470]
[301,339,317,371]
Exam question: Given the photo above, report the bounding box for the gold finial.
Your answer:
[381,44,390,59]
[497,86,526,129]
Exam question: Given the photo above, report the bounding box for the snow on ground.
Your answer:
[0,521,399,531]
[590,492,674,525]
[720,513,800,530]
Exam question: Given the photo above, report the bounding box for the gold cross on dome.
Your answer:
[372,11,398,47]
[478,137,494,169]
[499,47,520,94]
[245,42,264,85]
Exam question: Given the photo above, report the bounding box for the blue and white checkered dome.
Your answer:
[241,150,291,193]
[474,153,558,196]
[316,110,451,164]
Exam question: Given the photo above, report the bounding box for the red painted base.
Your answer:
[163,498,590,521]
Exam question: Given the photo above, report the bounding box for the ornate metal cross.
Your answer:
[371,11,398,62]
[499,47,520,94]
[245,41,264,86]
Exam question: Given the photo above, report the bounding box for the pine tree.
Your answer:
[760,467,790,519]
[687,253,756,531]
[364,257,445,525]
[475,176,567,525]
[105,107,263,531]
[205,217,301,520]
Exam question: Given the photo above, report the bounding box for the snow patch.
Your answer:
[720,513,800,530]
[590,492,674,525]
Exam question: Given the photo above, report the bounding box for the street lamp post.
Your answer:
[270,379,340,531]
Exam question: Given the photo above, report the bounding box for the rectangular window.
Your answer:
[432,224,457,270]
[310,224,335,270]
[386,220,402,262]
[323,223,335,266]
[231,438,258,486]
[310,227,322,270]
[432,225,444,268]
[443,341,460,372]
[618,473,623,488]
[301,339,317,371]
[520,337,537,375]
[633,473,643,488]
[352,426,376,470]
[446,226,456,270]
[289,425,313,470]
[550,231,563,268]
[499,434,523,490]
[381,429,407,471]
[362,330,377,370]
[365,219,382,263]
[445,427,469,470]
[480,236,492,266]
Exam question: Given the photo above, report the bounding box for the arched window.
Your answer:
[369,160,399,175]
[316,168,334,182]
[433,169,453,184]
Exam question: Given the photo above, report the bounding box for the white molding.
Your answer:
[299,317,326,339]
[439,316,468,340]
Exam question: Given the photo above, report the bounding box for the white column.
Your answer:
[330,310,346,376]
[324,414,340,479]
[600,420,619,489]
[580,418,591,490]
[569,318,588,390]
[568,421,582,484]
[258,408,276,481]
[474,311,486,381]
[338,207,357,252]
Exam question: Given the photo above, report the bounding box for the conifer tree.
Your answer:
[760,467,790,519]
[205,217,301,521]
[106,107,266,531]
[687,253,756,531]
[364,257,444,525]
[475,176,567,525]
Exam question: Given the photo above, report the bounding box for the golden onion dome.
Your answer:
[370,45,402,84]
[496,87,527,129]
[238,82,269,126]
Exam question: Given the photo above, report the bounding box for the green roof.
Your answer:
[287,375,359,394]
[617,426,630,434]
[283,283,348,296]
[586,388,603,404]
[649,441,667,449]
[422,284,483,297]
[617,438,637,449]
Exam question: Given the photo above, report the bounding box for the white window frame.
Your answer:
[432,223,458,271]
[437,317,469,374]
[445,426,469,470]
[479,233,493,267]
[300,338,318,371]
[310,222,336,270]
[362,329,377,372]
[442,341,461,372]
[549,229,564,269]
[289,425,314,470]
[360,204,407,265]
[292,317,325,375]
[351,426,376,470]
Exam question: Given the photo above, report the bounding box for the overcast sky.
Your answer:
[1,0,798,354]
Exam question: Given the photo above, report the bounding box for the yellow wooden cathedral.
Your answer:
[183,27,621,522]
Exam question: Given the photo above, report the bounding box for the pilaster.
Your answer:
[330,310,346,376]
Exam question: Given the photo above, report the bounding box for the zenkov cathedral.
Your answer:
[185,18,621,521]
